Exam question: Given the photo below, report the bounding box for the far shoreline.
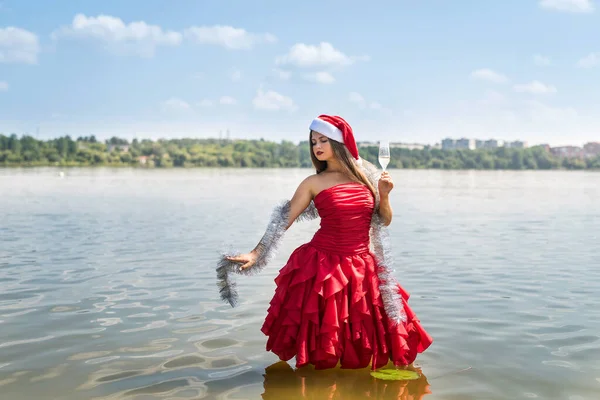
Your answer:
[1,165,598,172]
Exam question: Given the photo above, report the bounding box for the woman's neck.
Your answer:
[324,160,344,173]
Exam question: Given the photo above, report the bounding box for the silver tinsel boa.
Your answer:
[216,161,406,325]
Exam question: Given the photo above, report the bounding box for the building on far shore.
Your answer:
[483,139,505,148]
[456,138,476,150]
[442,137,528,150]
[390,142,426,150]
[505,141,528,149]
[547,142,600,159]
[551,146,584,158]
[357,141,378,148]
[441,138,456,150]
[583,142,600,158]
[357,141,427,150]
[107,144,130,153]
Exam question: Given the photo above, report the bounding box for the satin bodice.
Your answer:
[309,182,375,255]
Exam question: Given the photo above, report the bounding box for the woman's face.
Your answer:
[311,131,333,161]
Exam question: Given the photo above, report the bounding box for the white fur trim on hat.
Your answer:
[309,117,344,143]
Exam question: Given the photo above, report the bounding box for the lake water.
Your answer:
[1,168,599,400]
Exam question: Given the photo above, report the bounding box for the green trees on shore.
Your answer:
[1,133,599,169]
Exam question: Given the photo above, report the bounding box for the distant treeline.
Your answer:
[1,133,599,170]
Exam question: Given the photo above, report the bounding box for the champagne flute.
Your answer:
[378,140,390,171]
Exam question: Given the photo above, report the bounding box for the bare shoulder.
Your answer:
[296,173,336,198]
[302,173,322,185]
[297,174,320,197]
[296,172,354,199]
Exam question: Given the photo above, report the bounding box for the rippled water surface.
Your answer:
[1,168,599,400]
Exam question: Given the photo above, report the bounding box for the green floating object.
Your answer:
[370,368,420,381]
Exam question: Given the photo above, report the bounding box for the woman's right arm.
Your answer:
[226,176,315,270]
[285,176,315,229]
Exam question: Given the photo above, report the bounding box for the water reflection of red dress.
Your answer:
[261,183,433,370]
[261,361,432,400]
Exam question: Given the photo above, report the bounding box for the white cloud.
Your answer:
[219,96,237,105]
[230,69,242,82]
[479,90,507,106]
[348,92,388,113]
[197,99,213,107]
[276,42,362,68]
[539,0,594,13]
[273,68,292,81]
[525,100,578,123]
[349,92,367,108]
[577,52,600,68]
[161,97,191,112]
[253,88,296,111]
[470,68,509,84]
[533,54,552,66]
[513,80,557,94]
[0,81,8,91]
[184,25,276,50]
[52,14,182,57]
[0,27,40,64]
[304,71,335,84]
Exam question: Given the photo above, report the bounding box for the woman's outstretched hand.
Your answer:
[226,251,258,271]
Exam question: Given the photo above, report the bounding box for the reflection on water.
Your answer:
[1,168,600,399]
[261,362,431,400]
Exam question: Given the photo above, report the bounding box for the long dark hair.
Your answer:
[309,130,377,198]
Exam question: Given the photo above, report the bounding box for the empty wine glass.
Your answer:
[378,140,390,171]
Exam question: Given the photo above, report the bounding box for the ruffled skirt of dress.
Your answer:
[261,243,433,370]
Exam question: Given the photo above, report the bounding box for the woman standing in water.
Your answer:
[219,114,432,370]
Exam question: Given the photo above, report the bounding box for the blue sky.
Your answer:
[1,0,600,146]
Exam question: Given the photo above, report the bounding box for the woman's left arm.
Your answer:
[377,171,394,226]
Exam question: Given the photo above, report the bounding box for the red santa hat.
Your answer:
[309,115,360,161]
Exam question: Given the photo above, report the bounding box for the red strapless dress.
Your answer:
[261,182,433,370]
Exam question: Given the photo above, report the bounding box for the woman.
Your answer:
[222,115,432,370]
